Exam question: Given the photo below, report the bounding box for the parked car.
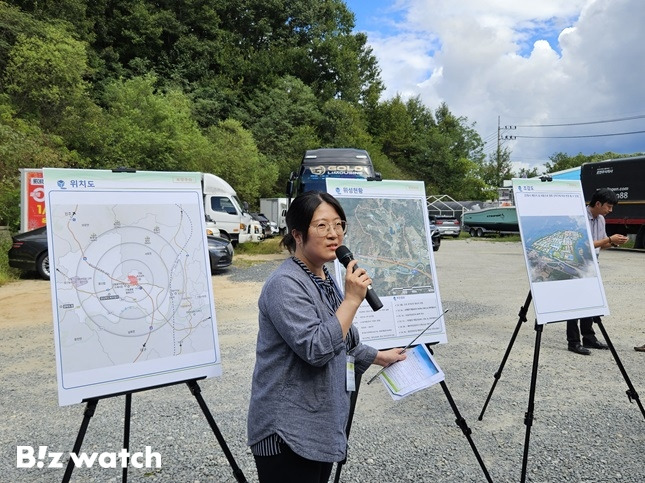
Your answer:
[268,221,280,236]
[207,235,234,273]
[430,215,461,238]
[249,212,273,238]
[429,219,441,252]
[8,227,233,280]
[8,227,50,280]
[205,215,222,237]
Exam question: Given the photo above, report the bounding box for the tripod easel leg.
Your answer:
[61,398,98,483]
[479,291,532,420]
[186,380,248,483]
[594,319,645,419]
[440,381,494,482]
[123,393,132,483]
[520,322,543,483]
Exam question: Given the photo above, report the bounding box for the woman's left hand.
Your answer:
[374,348,407,367]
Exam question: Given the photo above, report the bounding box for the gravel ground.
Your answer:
[0,240,644,482]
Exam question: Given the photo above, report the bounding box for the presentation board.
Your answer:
[326,178,447,349]
[512,178,609,324]
[44,169,221,406]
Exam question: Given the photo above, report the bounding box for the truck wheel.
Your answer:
[476,228,484,237]
[469,228,477,237]
[37,252,50,280]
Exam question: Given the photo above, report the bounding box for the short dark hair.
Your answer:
[589,187,619,207]
[281,191,346,253]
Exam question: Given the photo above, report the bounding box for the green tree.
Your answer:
[100,75,212,171]
[3,23,92,130]
[204,118,278,201]
[0,100,81,228]
[516,166,540,178]
[481,146,514,193]
[399,103,485,198]
[318,98,372,148]
[544,151,639,173]
[235,75,321,190]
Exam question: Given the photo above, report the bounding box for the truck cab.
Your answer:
[287,148,381,199]
[202,173,254,245]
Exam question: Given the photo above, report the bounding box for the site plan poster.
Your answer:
[44,168,221,406]
[512,178,609,325]
[326,178,447,349]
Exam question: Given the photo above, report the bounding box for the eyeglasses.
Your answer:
[310,220,347,237]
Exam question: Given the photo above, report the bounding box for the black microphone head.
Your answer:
[335,245,353,267]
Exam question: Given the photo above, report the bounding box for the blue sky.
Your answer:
[343,0,645,172]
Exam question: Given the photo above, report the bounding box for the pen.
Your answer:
[366,309,449,385]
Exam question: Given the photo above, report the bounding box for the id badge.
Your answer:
[346,355,356,392]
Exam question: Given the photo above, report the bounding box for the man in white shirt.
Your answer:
[567,188,628,355]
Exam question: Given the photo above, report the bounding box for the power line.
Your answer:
[504,129,645,140]
[514,114,645,128]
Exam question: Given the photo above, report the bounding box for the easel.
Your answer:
[334,344,493,483]
[478,290,645,483]
[61,378,248,483]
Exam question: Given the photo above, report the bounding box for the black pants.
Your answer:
[254,443,334,483]
[566,316,599,345]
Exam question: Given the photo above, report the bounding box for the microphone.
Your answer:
[335,245,383,311]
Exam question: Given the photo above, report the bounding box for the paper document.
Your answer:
[379,344,444,400]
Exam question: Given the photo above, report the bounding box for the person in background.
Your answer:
[247,190,406,483]
[567,188,628,355]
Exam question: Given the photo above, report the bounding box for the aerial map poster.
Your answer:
[44,168,221,406]
[512,178,609,325]
[326,179,447,350]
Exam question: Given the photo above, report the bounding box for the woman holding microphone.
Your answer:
[247,191,405,483]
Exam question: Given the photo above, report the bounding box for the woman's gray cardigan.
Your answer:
[247,257,378,462]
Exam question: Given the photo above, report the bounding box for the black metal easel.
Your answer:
[334,345,493,483]
[478,290,644,483]
[61,378,247,483]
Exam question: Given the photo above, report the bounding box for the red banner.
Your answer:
[25,170,46,231]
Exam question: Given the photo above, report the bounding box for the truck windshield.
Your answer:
[231,195,245,214]
[299,167,372,193]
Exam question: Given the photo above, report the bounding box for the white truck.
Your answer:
[202,173,258,244]
[260,198,288,234]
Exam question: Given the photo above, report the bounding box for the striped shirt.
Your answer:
[250,257,351,457]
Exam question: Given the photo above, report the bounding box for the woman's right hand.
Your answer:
[343,259,372,306]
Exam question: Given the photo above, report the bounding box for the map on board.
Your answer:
[340,197,435,296]
[327,179,447,348]
[519,215,595,282]
[45,169,221,405]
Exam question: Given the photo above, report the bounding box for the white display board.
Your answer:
[326,179,447,349]
[512,178,609,324]
[44,169,221,405]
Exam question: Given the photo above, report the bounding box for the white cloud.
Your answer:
[359,0,645,170]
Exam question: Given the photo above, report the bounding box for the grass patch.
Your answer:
[0,228,19,286]
[448,232,521,242]
[235,236,284,255]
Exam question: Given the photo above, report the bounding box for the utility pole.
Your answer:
[494,117,517,195]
